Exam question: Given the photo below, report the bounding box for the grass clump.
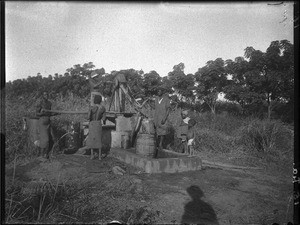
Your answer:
[236,118,294,160]
[5,177,78,224]
[195,128,234,153]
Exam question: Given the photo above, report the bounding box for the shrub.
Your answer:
[236,118,294,159]
[188,111,244,135]
[194,128,234,153]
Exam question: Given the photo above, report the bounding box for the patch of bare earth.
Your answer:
[5,153,293,224]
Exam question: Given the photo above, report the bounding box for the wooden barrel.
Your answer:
[139,118,155,135]
[135,134,156,157]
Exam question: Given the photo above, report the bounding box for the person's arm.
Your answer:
[161,95,171,124]
[36,100,44,116]
[99,106,106,123]
[48,102,59,116]
[87,106,92,122]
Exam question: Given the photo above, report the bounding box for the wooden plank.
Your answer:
[43,109,136,118]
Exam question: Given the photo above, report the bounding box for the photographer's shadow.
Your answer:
[181,185,219,225]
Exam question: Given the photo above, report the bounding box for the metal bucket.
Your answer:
[111,131,130,148]
[135,133,156,158]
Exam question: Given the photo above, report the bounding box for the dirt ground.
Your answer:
[5,152,294,224]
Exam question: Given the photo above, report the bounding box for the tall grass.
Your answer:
[5,97,37,163]
[5,94,294,223]
[236,118,294,159]
[5,94,294,166]
[5,174,81,223]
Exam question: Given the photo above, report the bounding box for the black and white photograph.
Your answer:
[3,1,297,224]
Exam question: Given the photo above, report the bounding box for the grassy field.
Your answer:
[4,94,294,224]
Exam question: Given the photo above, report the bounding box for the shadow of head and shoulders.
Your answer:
[181,185,219,225]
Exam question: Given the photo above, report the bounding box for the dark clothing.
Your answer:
[88,105,106,122]
[154,94,171,136]
[177,117,195,141]
[89,76,102,92]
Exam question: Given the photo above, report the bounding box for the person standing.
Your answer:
[86,95,106,160]
[154,86,171,156]
[36,91,58,160]
[177,109,197,156]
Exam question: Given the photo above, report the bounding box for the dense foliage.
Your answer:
[6,40,294,122]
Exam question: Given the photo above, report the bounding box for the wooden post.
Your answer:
[114,89,120,112]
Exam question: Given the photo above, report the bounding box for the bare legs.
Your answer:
[90,148,102,160]
[154,135,165,158]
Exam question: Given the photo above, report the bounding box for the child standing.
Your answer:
[186,118,197,156]
[177,109,197,156]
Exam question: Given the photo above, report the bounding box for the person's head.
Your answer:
[181,109,189,119]
[157,86,167,97]
[94,95,102,105]
[186,185,203,199]
[42,91,48,100]
[188,118,197,128]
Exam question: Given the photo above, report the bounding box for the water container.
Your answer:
[116,115,132,132]
[139,118,155,135]
[111,131,130,148]
[121,132,131,149]
[135,133,157,158]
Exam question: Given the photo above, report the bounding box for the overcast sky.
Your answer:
[5,1,294,82]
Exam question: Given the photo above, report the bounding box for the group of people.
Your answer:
[154,87,196,157]
[35,72,197,161]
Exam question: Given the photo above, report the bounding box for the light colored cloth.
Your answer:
[36,97,52,149]
[187,138,194,146]
[154,94,171,136]
[86,121,102,149]
[38,116,50,148]
[183,117,190,124]
[86,104,105,149]
[88,104,106,121]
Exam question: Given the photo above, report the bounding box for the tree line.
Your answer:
[6,40,294,121]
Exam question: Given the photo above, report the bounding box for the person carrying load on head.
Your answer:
[86,95,106,160]
[110,71,148,113]
[177,109,197,156]
[36,91,59,160]
[88,71,108,107]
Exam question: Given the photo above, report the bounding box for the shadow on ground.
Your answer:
[181,185,219,225]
